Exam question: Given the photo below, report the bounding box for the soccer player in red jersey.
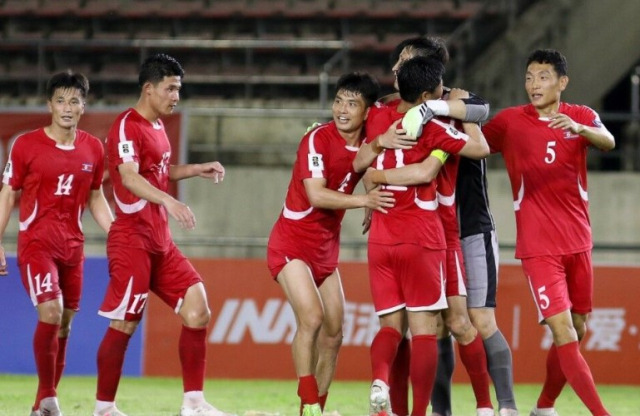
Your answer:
[93,54,231,416]
[356,56,489,416]
[0,71,114,416]
[483,49,615,416]
[267,72,395,416]
[357,36,516,416]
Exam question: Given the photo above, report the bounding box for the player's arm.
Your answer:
[303,177,395,214]
[353,119,416,173]
[547,113,615,151]
[362,151,446,187]
[0,184,17,275]
[87,187,114,233]
[457,122,490,159]
[168,161,225,183]
[119,161,196,230]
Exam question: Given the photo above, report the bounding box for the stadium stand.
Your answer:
[0,0,495,102]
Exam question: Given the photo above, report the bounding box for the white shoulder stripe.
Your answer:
[118,111,135,163]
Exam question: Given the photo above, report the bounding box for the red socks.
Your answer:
[55,336,68,388]
[458,333,493,409]
[318,392,328,411]
[297,374,319,406]
[96,327,131,401]
[556,341,610,416]
[179,326,207,392]
[389,336,410,416]
[537,344,566,408]
[409,334,437,416]
[33,321,60,408]
[370,327,403,383]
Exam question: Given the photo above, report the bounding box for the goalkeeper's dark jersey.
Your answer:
[456,157,495,238]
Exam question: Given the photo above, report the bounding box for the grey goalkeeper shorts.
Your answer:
[461,230,499,308]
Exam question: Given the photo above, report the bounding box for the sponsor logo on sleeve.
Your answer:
[3,161,12,178]
[308,153,324,172]
[118,140,134,158]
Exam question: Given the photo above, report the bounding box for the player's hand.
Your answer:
[447,88,469,100]
[164,198,196,230]
[0,244,7,276]
[547,113,582,134]
[365,186,395,214]
[377,120,417,150]
[362,208,372,234]
[198,161,225,184]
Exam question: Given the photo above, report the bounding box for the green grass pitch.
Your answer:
[1,374,639,415]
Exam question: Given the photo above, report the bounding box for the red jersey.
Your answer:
[3,128,105,262]
[106,108,172,253]
[483,102,599,258]
[436,151,461,248]
[365,102,467,248]
[268,121,364,254]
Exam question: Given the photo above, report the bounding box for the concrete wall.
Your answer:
[147,168,640,265]
[3,167,636,264]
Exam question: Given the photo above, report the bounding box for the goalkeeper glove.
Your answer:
[305,122,322,133]
[402,102,435,138]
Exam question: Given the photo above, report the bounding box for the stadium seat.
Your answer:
[157,0,207,18]
[0,0,40,16]
[326,0,372,18]
[119,0,166,18]
[343,33,379,50]
[200,0,247,18]
[76,0,122,17]
[37,0,82,17]
[284,0,330,18]
[243,0,288,18]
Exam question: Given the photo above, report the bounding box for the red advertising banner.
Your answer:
[143,259,640,384]
[0,111,182,198]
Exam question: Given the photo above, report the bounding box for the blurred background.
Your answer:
[1,0,639,386]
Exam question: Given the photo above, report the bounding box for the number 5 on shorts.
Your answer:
[537,285,550,310]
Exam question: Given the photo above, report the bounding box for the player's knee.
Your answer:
[573,314,588,340]
[445,314,472,339]
[318,328,343,350]
[469,314,497,338]
[183,307,211,327]
[298,309,325,333]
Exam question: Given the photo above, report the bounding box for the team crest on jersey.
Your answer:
[3,161,12,178]
[81,163,94,172]
[118,140,135,158]
[563,130,579,140]
[308,153,324,172]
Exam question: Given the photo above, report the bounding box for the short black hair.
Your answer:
[138,53,185,87]
[335,72,380,107]
[46,70,89,100]
[390,36,449,67]
[397,56,445,103]
[526,49,568,77]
